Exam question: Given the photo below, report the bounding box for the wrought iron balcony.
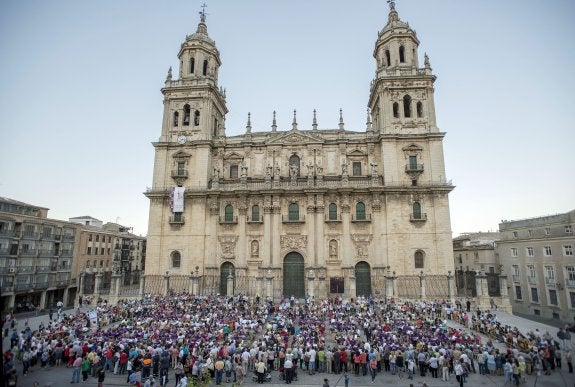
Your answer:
[219,216,238,224]
[282,215,306,223]
[34,282,49,289]
[545,277,556,285]
[38,249,55,257]
[410,213,428,222]
[351,214,371,222]
[1,284,14,292]
[512,275,520,283]
[171,169,189,178]
[20,249,37,256]
[22,232,39,239]
[527,276,537,284]
[14,283,33,291]
[246,216,263,224]
[325,214,342,222]
[17,265,34,273]
[169,215,185,225]
[567,279,575,287]
[35,266,51,273]
[405,164,424,173]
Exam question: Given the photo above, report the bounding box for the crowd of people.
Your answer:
[2,293,574,387]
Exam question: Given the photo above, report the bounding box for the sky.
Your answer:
[0,0,573,237]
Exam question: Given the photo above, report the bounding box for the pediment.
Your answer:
[402,143,423,152]
[402,143,423,156]
[346,148,367,157]
[172,151,191,159]
[223,152,244,160]
[265,130,324,145]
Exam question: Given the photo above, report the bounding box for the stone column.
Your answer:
[447,271,455,303]
[498,275,512,312]
[79,272,85,296]
[163,272,170,296]
[94,271,103,300]
[419,271,426,300]
[39,290,47,310]
[227,273,234,296]
[318,275,327,300]
[188,271,196,295]
[62,288,69,307]
[139,275,145,299]
[348,275,356,301]
[475,272,490,309]
[112,274,122,297]
[385,272,395,299]
[257,275,264,298]
[307,270,315,298]
[265,270,274,299]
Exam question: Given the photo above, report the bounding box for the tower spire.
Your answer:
[338,108,345,130]
[246,112,252,133]
[271,111,277,132]
[312,109,318,130]
[199,3,207,23]
[292,109,298,130]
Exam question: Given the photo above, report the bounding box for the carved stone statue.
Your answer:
[241,163,248,178]
[251,240,259,256]
[290,163,298,177]
[342,163,348,175]
[370,161,378,176]
[307,161,314,177]
[266,165,272,178]
[316,164,323,175]
[275,162,280,177]
[213,167,220,178]
[329,240,338,257]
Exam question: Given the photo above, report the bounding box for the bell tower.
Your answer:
[368,3,438,135]
[159,7,227,142]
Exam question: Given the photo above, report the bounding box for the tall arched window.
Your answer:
[224,205,234,222]
[403,95,412,118]
[194,110,200,126]
[173,111,179,127]
[393,102,399,118]
[356,202,366,220]
[288,203,299,221]
[328,203,338,220]
[251,205,260,222]
[289,155,300,177]
[416,101,423,118]
[399,45,405,63]
[183,104,191,126]
[189,57,195,74]
[385,49,391,66]
[202,60,208,75]
[412,202,422,219]
[414,250,424,269]
[171,251,181,268]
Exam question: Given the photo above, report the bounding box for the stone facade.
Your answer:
[68,218,146,304]
[0,197,80,311]
[498,210,575,323]
[145,7,455,299]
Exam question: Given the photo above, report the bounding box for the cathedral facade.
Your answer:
[145,7,455,300]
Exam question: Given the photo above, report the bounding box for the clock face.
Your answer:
[177,135,187,144]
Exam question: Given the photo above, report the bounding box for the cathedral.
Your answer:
[145,4,455,300]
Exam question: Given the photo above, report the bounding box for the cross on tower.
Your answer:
[199,3,208,22]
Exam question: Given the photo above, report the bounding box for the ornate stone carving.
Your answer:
[280,235,307,251]
[352,234,372,259]
[219,236,238,259]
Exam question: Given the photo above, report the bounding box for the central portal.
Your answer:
[283,252,305,298]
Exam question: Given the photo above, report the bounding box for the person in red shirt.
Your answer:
[340,349,348,373]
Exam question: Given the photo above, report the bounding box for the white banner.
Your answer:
[173,186,185,213]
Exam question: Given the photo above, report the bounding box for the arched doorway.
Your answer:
[355,261,372,297]
[283,252,304,298]
[220,262,235,295]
